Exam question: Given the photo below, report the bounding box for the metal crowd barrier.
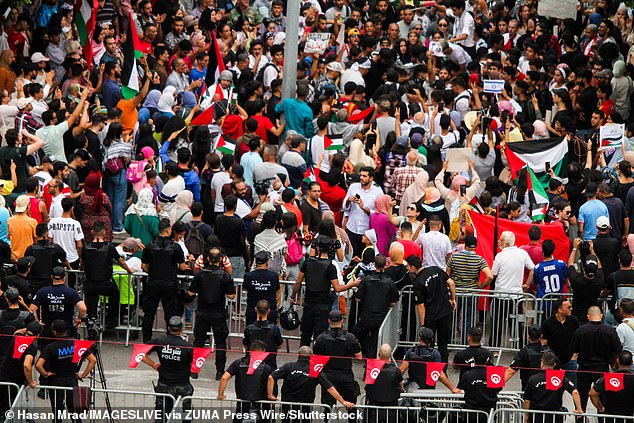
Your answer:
[489,407,634,423]
[330,403,490,423]
[401,391,524,410]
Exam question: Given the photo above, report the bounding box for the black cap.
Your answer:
[255,251,270,265]
[465,236,477,248]
[5,287,19,303]
[584,256,599,275]
[585,182,598,197]
[51,266,65,279]
[168,316,183,328]
[17,256,35,273]
[328,310,343,322]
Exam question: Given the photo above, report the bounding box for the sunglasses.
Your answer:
[438,23,448,27]
[407,206,416,210]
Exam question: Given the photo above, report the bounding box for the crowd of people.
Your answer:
[1,0,634,419]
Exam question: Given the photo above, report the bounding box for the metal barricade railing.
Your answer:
[329,403,490,423]
[489,407,634,423]
[401,391,524,410]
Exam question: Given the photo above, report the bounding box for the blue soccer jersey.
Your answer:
[534,259,568,298]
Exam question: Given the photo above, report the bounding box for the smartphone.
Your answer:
[355,193,361,200]
[460,185,467,196]
[545,162,551,172]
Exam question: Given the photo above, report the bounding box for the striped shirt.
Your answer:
[447,250,488,289]
[103,141,133,163]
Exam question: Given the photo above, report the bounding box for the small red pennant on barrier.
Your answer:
[128,344,153,368]
[191,348,212,374]
[309,355,330,378]
[604,372,624,391]
[425,362,445,387]
[365,359,387,384]
[545,369,565,390]
[247,351,270,375]
[72,340,95,364]
[486,366,505,388]
[13,336,35,359]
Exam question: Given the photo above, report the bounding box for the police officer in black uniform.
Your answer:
[141,219,188,343]
[400,327,461,393]
[35,320,97,423]
[243,251,280,325]
[453,327,494,379]
[291,236,360,346]
[29,266,87,341]
[590,350,634,423]
[218,340,275,423]
[313,310,362,417]
[458,349,502,423]
[271,346,355,423]
[187,246,235,380]
[243,299,283,370]
[24,223,67,295]
[523,351,583,423]
[6,256,35,306]
[505,325,552,390]
[82,222,133,331]
[352,254,400,358]
[0,288,34,370]
[142,316,194,423]
[365,343,403,422]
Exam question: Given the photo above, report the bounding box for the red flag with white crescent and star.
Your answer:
[365,359,387,385]
[309,355,330,378]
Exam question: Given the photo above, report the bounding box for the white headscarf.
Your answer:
[348,139,375,168]
[158,87,177,113]
[125,188,157,216]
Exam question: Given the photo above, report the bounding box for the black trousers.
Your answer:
[353,314,387,358]
[322,371,358,423]
[346,229,364,259]
[299,301,330,346]
[84,279,119,325]
[142,284,180,343]
[425,314,452,363]
[365,400,398,423]
[577,370,601,412]
[233,401,272,423]
[193,309,228,372]
[48,381,80,423]
[154,382,193,423]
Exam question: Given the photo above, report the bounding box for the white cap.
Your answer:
[17,97,33,110]
[326,62,344,73]
[596,215,610,229]
[31,52,50,63]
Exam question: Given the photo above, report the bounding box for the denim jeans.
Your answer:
[228,256,245,280]
[104,170,127,232]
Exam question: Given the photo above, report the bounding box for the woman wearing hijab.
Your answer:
[128,146,156,195]
[124,188,160,254]
[140,89,161,118]
[399,170,429,217]
[344,138,375,174]
[79,173,113,242]
[434,160,480,212]
[157,87,177,119]
[369,194,399,255]
[419,187,450,233]
[170,190,194,225]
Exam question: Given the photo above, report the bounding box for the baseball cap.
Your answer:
[17,256,35,273]
[584,182,598,197]
[326,62,343,73]
[183,15,199,28]
[396,135,409,148]
[31,52,50,63]
[596,215,610,229]
[51,266,66,279]
[465,235,478,248]
[254,251,270,265]
[168,316,183,328]
[584,256,599,276]
[16,97,33,110]
[328,310,343,322]
[14,195,30,213]
[4,287,19,303]
[219,70,233,81]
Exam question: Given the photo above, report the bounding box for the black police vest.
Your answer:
[29,244,57,280]
[197,269,229,306]
[148,240,179,282]
[361,273,395,315]
[0,310,30,337]
[304,257,331,294]
[246,321,276,352]
[320,329,354,372]
[83,243,112,282]
[407,346,437,387]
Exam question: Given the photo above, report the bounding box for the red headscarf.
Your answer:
[84,173,104,212]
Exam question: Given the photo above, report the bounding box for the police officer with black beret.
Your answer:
[270,345,355,421]
[313,310,362,417]
[142,316,194,422]
[365,343,403,422]
[187,246,236,380]
[458,349,502,423]
[243,300,283,370]
[523,351,583,423]
[352,254,400,358]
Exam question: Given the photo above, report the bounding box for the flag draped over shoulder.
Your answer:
[505,137,568,188]
[74,0,98,69]
[121,12,143,100]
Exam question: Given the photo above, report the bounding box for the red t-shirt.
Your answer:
[316,171,347,226]
[521,242,543,287]
[253,115,274,144]
[398,239,422,259]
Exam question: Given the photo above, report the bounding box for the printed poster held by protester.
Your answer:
[600,123,625,166]
[537,0,577,20]
[305,33,331,55]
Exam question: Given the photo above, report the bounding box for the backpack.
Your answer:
[184,221,205,258]
[256,62,279,84]
[286,232,304,266]
[0,310,30,336]
[126,160,147,184]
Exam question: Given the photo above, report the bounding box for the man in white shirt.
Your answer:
[491,231,535,294]
[342,167,383,257]
[48,198,84,271]
[616,298,634,354]
[440,40,472,70]
[437,0,475,57]
[48,180,65,220]
[416,215,452,270]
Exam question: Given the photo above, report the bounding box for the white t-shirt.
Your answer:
[616,318,634,353]
[48,217,84,262]
[49,193,65,220]
[211,172,232,212]
[416,230,452,270]
[491,246,535,295]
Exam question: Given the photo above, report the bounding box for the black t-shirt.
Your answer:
[592,370,634,415]
[313,329,361,373]
[5,274,32,304]
[25,241,67,282]
[141,237,185,287]
[188,268,235,311]
[607,269,634,310]
[510,343,552,390]
[226,355,272,401]
[453,346,494,379]
[0,337,37,383]
[365,363,403,404]
[300,200,322,234]
[413,266,452,322]
[592,234,620,279]
[300,259,338,303]
[149,334,194,385]
[570,322,622,371]
[568,266,604,323]
[272,358,333,403]
[354,273,400,317]
[242,320,283,368]
[214,215,246,257]
[40,338,93,384]
[602,197,627,240]
[243,269,280,310]
[541,315,580,365]
[523,371,576,410]
[82,242,121,282]
[32,284,82,326]
[458,367,501,410]
[577,86,597,130]
[0,309,34,357]
[384,264,409,290]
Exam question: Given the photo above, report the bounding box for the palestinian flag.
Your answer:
[303,167,316,184]
[324,134,343,150]
[205,30,226,94]
[190,106,215,126]
[505,137,568,188]
[121,12,143,100]
[526,166,549,206]
[74,0,98,69]
[215,136,235,155]
[349,106,374,124]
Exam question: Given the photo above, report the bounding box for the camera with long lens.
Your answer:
[82,317,102,341]
[254,179,271,196]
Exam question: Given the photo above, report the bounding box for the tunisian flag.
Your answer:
[309,355,330,378]
[486,366,506,388]
[128,344,153,368]
[545,369,566,390]
[247,351,270,375]
[425,362,446,387]
[72,340,95,363]
[365,359,387,384]
[13,336,36,359]
[604,373,625,392]
[191,348,213,374]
